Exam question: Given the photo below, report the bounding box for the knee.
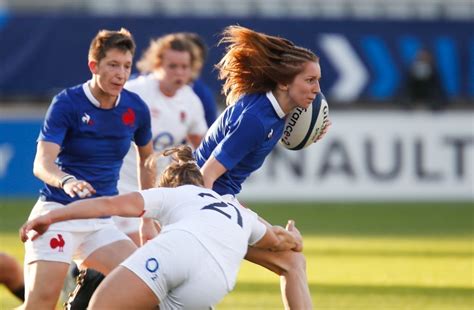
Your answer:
[23,288,60,310]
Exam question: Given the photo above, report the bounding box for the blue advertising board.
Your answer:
[0,14,472,102]
[0,119,43,196]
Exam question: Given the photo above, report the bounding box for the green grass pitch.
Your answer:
[1,199,473,309]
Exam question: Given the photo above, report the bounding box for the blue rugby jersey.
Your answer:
[195,92,286,196]
[192,79,218,127]
[38,83,152,204]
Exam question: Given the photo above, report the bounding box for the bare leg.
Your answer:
[81,239,136,275]
[245,247,312,309]
[89,266,158,309]
[127,231,141,247]
[23,260,70,309]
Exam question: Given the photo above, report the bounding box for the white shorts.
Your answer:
[24,199,130,267]
[121,229,229,309]
[112,216,141,234]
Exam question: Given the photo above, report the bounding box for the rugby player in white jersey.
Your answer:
[116,33,208,245]
[20,145,302,309]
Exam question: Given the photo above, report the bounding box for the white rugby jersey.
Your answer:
[118,74,208,193]
[139,185,267,291]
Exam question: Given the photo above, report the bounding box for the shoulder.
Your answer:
[49,84,83,111]
[121,89,148,108]
[125,74,151,91]
[56,84,83,101]
[235,93,269,118]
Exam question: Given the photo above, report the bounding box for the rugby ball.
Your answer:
[280,92,329,150]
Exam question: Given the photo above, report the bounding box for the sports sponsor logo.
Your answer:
[146,257,159,281]
[267,128,274,139]
[281,107,306,146]
[81,113,93,125]
[146,257,159,272]
[311,103,329,142]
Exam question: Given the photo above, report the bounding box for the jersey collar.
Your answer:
[83,81,121,108]
[266,91,285,119]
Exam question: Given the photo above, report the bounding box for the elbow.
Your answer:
[32,160,42,178]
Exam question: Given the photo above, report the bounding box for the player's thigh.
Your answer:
[166,248,229,309]
[79,226,137,274]
[89,266,158,310]
[120,229,229,309]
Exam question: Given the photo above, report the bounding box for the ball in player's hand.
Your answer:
[280,92,329,150]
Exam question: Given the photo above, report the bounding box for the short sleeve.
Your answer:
[37,95,74,146]
[213,113,265,170]
[138,188,166,219]
[133,100,152,147]
[245,208,267,246]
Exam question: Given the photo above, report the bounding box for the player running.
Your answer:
[194,25,332,309]
[21,28,156,309]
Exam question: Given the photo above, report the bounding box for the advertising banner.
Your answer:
[1,111,472,201]
[239,111,474,201]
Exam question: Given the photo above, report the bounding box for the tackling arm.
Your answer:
[253,220,303,252]
[20,193,145,242]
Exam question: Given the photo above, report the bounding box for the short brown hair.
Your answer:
[156,145,204,188]
[136,33,195,74]
[216,26,318,105]
[88,28,136,63]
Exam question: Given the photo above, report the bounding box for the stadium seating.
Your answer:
[4,0,474,19]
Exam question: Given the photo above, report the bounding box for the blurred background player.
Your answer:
[180,32,219,127]
[115,33,208,245]
[195,25,331,309]
[20,145,303,309]
[0,252,24,302]
[21,28,155,309]
[404,48,446,111]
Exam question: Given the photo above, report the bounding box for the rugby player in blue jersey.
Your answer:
[21,28,156,309]
[194,26,331,309]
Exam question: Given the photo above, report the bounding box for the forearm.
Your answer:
[138,163,156,190]
[137,143,156,190]
[48,197,116,223]
[33,142,71,188]
[270,226,298,252]
[33,157,69,188]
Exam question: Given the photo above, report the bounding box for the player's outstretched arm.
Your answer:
[19,193,145,242]
[253,220,303,252]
